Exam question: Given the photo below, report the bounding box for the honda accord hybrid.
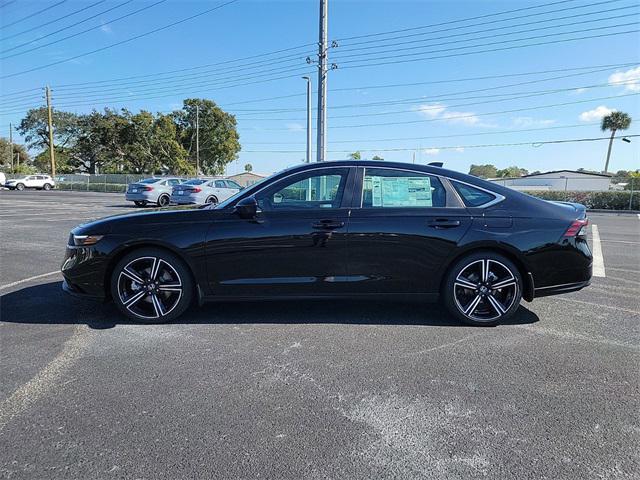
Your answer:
[62,161,592,326]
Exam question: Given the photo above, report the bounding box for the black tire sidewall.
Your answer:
[443,252,522,326]
[158,195,169,207]
[16,183,24,191]
[43,183,52,190]
[110,248,194,323]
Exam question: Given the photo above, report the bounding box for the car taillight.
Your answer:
[564,219,589,237]
[142,186,153,191]
[191,187,202,193]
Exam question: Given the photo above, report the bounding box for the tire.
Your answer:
[43,183,52,191]
[205,195,218,205]
[134,201,147,207]
[442,252,522,326]
[157,194,170,207]
[15,183,25,191]
[110,248,194,323]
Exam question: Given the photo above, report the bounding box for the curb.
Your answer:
[587,209,640,214]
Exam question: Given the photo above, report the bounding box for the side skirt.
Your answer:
[201,292,440,303]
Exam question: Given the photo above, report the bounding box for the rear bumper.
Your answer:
[171,196,198,204]
[125,192,156,202]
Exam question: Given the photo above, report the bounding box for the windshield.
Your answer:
[183,179,207,185]
[139,178,160,184]
[214,175,272,209]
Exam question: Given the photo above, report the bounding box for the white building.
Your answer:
[489,170,612,192]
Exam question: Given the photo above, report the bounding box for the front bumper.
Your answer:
[62,278,105,301]
[61,245,109,300]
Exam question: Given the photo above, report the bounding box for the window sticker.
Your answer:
[367,175,432,207]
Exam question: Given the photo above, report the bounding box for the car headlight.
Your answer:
[73,234,104,246]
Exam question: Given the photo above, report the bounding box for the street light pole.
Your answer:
[302,76,312,164]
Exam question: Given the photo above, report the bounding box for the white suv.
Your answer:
[5,174,55,191]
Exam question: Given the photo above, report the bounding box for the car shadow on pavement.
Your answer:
[1,281,540,329]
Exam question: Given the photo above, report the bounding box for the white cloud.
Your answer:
[512,117,556,127]
[286,123,304,132]
[100,22,112,34]
[423,148,440,155]
[579,105,616,122]
[608,66,640,92]
[571,87,588,95]
[415,103,482,126]
[453,147,465,153]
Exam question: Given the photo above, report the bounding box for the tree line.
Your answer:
[0,98,240,175]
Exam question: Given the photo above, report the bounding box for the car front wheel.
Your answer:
[111,248,193,323]
[443,252,522,326]
[15,183,25,191]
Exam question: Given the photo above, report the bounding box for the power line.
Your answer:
[0,0,241,80]
[336,0,581,42]
[1,0,167,59]
[333,22,639,65]
[240,134,640,154]
[0,0,108,42]
[241,123,600,145]
[333,10,637,60]
[1,0,67,30]
[336,28,639,71]
[337,0,624,47]
[0,1,17,9]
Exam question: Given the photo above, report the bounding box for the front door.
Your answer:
[346,167,473,295]
[205,167,353,297]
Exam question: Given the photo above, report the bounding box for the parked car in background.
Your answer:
[170,178,241,205]
[125,177,183,207]
[0,171,5,188]
[5,174,55,191]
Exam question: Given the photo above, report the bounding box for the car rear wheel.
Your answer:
[15,183,25,191]
[443,252,522,326]
[157,194,170,207]
[134,201,147,207]
[111,248,193,323]
[43,183,52,190]
[205,195,218,205]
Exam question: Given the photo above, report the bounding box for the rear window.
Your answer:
[139,178,159,184]
[452,182,496,207]
[183,179,206,185]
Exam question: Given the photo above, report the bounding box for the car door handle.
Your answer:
[428,218,461,229]
[312,220,345,230]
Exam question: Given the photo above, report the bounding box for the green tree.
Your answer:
[35,148,74,174]
[601,111,632,173]
[174,99,240,175]
[468,164,498,178]
[496,166,529,178]
[348,151,362,160]
[0,137,31,172]
[371,155,384,161]
[244,163,253,172]
[17,107,80,152]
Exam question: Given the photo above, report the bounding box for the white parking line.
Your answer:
[0,271,61,290]
[591,224,606,278]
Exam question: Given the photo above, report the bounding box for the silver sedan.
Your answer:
[125,178,183,207]
[170,178,241,205]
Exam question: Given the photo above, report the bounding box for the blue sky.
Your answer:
[1,0,639,175]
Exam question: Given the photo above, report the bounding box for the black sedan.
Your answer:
[62,161,592,326]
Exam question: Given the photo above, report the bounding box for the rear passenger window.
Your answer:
[452,182,496,207]
[362,168,446,208]
[215,180,226,188]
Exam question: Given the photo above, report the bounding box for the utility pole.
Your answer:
[316,0,328,162]
[195,104,200,176]
[45,86,56,179]
[9,123,14,171]
[302,76,312,163]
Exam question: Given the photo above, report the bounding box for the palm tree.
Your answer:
[601,111,631,173]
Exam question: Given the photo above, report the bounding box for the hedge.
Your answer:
[525,190,639,210]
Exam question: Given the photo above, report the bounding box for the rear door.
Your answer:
[346,167,473,295]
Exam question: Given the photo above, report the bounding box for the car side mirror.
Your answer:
[234,196,259,219]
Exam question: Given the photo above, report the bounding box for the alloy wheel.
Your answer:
[117,256,183,319]
[453,259,518,322]
[158,195,169,207]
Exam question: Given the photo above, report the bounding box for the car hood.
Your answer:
[72,204,219,235]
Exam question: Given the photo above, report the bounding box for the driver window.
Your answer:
[257,169,349,210]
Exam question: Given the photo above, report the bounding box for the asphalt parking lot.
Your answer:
[1,190,638,479]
